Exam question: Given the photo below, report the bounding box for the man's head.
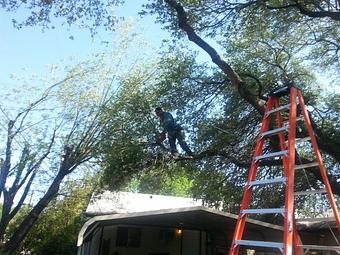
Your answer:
[154,107,163,117]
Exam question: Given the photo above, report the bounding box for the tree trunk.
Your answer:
[0,191,14,242]
[3,170,66,254]
[0,121,14,198]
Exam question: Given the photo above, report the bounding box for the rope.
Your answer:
[326,220,340,245]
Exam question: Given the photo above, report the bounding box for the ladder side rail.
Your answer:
[293,216,302,255]
[274,99,289,176]
[276,96,302,255]
[228,98,276,255]
[297,90,340,234]
[283,87,298,255]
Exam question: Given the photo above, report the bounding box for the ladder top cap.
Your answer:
[267,83,300,98]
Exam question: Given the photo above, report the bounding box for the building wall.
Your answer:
[299,229,340,255]
[79,225,207,255]
[78,224,286,255]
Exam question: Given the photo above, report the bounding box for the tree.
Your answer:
[139,0,340,200]
[89,0,340,222]
[0,71,108,254]
[16,175,96,255]
[143,0,339,73]
[122,164,195,197]
[0,26,154,254]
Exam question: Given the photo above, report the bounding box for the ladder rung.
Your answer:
[249,177,286,187]
[296,116,304,122]
[294,189,326,196]
[265,104,290,117]
[255,150,288,161]
[235,240,284,249]
[294,162,319,170]
[285,136,311,145]
[258,159,282,166]
[283,116,304,126]
[295,136,311,143]
[297,217,335,223]
[268,85,291,97]
[298,244,340,251]
[261,126,288,139]
[242,208,285,215]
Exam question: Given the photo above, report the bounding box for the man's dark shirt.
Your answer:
[160,112,181,135]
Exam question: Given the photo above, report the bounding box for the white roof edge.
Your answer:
[85,191,203,215]
[77,206,282,247]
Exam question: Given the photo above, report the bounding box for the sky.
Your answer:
[0,1,169,89]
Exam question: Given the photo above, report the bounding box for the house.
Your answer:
[77,192,340,255]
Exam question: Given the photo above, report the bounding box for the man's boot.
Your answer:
[171,151,179,159]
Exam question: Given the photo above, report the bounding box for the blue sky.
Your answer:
[0,1,169,88]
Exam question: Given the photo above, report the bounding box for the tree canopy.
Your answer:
[0,25,157,254]
[98,0,340,220]
[142,1,340,220]
[1,0,123,35]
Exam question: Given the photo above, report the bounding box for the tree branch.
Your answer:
[265,1,340,21]
[164,0,265,115]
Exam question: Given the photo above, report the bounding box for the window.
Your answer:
[116,227,141,248]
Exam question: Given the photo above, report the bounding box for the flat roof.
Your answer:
[85,191,202,216]
[77,206,283,246]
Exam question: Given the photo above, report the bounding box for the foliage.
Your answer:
[1,0,124,35]
[144,0,340,75]
[123,164,195,197]
[132,0,340,222]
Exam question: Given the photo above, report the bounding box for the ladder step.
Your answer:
[235,240,284,249]
[295,136,311,143]
[297,217,335,223]
[268,85,291,98]
[261,126,288,139]
[255,150,288,161]
[294,189,326,196]
[295,116,304,122]
[258,159,282,166]
[298,244,340,252]
[285,136,311,145]
[242,208,285,215]
[249,177,286,187]
[294,162,319,170]
[265,104,290,117]
[283,116,304,125]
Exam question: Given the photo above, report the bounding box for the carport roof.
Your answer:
[77,206,283,246]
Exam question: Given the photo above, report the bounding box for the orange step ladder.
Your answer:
[228,84,340,255]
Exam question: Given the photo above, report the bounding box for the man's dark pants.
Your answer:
[168,130,191,154]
